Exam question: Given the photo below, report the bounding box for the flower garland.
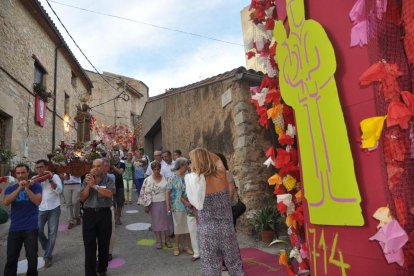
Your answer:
[93,123,136,150]
[247,1,309,275]
[50,140,110,165]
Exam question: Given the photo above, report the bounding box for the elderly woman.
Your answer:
[138,161,172,249]
[187,148,244,275]
[165,157,193,256]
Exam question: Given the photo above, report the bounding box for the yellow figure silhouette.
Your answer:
[274,0,364,225]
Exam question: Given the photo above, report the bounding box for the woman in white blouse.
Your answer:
[138,161,172,249]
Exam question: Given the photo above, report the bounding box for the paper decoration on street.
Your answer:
[274,0,364,225]
[349,0,368,47]
[360,116,387,150]
[108,258,125,269]
[126,210,139,214]
[58,224,69,232]
[17,257,44,274]
[126,222,151,231]
[137,239,156,246]
[370,219,408,266]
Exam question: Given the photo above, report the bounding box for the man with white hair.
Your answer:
[145,150,163,176]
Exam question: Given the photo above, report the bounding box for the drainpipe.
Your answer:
[52,45,61,151]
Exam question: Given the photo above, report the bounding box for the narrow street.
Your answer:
[0,193,281,276]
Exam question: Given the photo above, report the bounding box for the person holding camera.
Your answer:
[80,159,115,276]
[3,164,42,276]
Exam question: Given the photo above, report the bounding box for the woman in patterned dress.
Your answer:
[188,148,244,276]
[138,161,172,249]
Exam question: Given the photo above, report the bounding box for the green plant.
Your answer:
[250,206,281,233]
[33,83,53,102]
[0,148,15,162]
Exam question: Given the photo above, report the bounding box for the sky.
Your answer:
[39,0,252,96]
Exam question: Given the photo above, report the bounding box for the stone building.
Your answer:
[140,67,274,231]
[86,71,148,147]
[0,0,93,172]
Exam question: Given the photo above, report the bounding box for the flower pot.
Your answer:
[261,230,274,243]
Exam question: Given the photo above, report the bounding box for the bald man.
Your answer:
[80,159,115,276]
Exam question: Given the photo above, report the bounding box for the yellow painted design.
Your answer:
[274,0,363,225]
[307,227,351,275]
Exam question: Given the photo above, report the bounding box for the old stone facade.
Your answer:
[87,71,148,146]
[140,67,275,232]
[0,0,92,170]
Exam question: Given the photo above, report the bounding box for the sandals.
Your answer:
[183,247,194,255]
[191,256,200,262]
[164,241,173,248]
[173,248,180,256]
[156,242,162,249]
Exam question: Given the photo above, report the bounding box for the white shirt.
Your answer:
[63,175,82,184]
[38,174,62,211]
[161,160,175,179]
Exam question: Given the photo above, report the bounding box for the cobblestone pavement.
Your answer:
[0,193,279,276]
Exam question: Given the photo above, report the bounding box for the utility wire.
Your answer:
[47,0,244,47]
[45,0,130,109]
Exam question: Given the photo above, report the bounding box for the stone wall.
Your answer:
[141,69,275,232]
[87,71,148,144]
[0,0,90,167]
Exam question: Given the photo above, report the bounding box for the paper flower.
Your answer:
[277,193,295,215]
[373,206,393,229]
[279,250,288,266]
[263,157,275,167]
[277,201,288,215]
[267,104,283,120]
[275,148,291,168]
[274,184,287,195]
[283,175,297,191]
[265,89,281,104]
[401,91,414,115]
[360,116,386,150]
[251,88,268,106]
[387,101,412,129]
[286,124,296,138]
[369,219,408,266]
[268,173,283,186]
[279,134,294,146]
[295,190,303,203]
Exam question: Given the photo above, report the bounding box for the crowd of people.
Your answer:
[1,147,246,276]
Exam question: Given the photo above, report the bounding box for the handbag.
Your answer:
[0,205,9,224]
[231,193,246,219]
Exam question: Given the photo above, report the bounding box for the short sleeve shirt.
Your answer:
[165,174,186,212]
[5,183,42,232]
[81,174,115,208]
[113,162,125,189]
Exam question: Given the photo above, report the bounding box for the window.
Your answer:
[71,71,78,88]
[130,112,137,128]
[34,62,45,85]
[64,93,70,114]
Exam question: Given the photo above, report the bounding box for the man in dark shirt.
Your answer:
[80,159,115,276]
[111,153,125,225]
[3,164,42,276]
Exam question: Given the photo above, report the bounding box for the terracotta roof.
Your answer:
[148,66,263,102]
[23,0,93,90]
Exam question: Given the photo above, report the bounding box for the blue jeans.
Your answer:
[135,178,144,196]
[4,229,38,276]
[38,206,61,260]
